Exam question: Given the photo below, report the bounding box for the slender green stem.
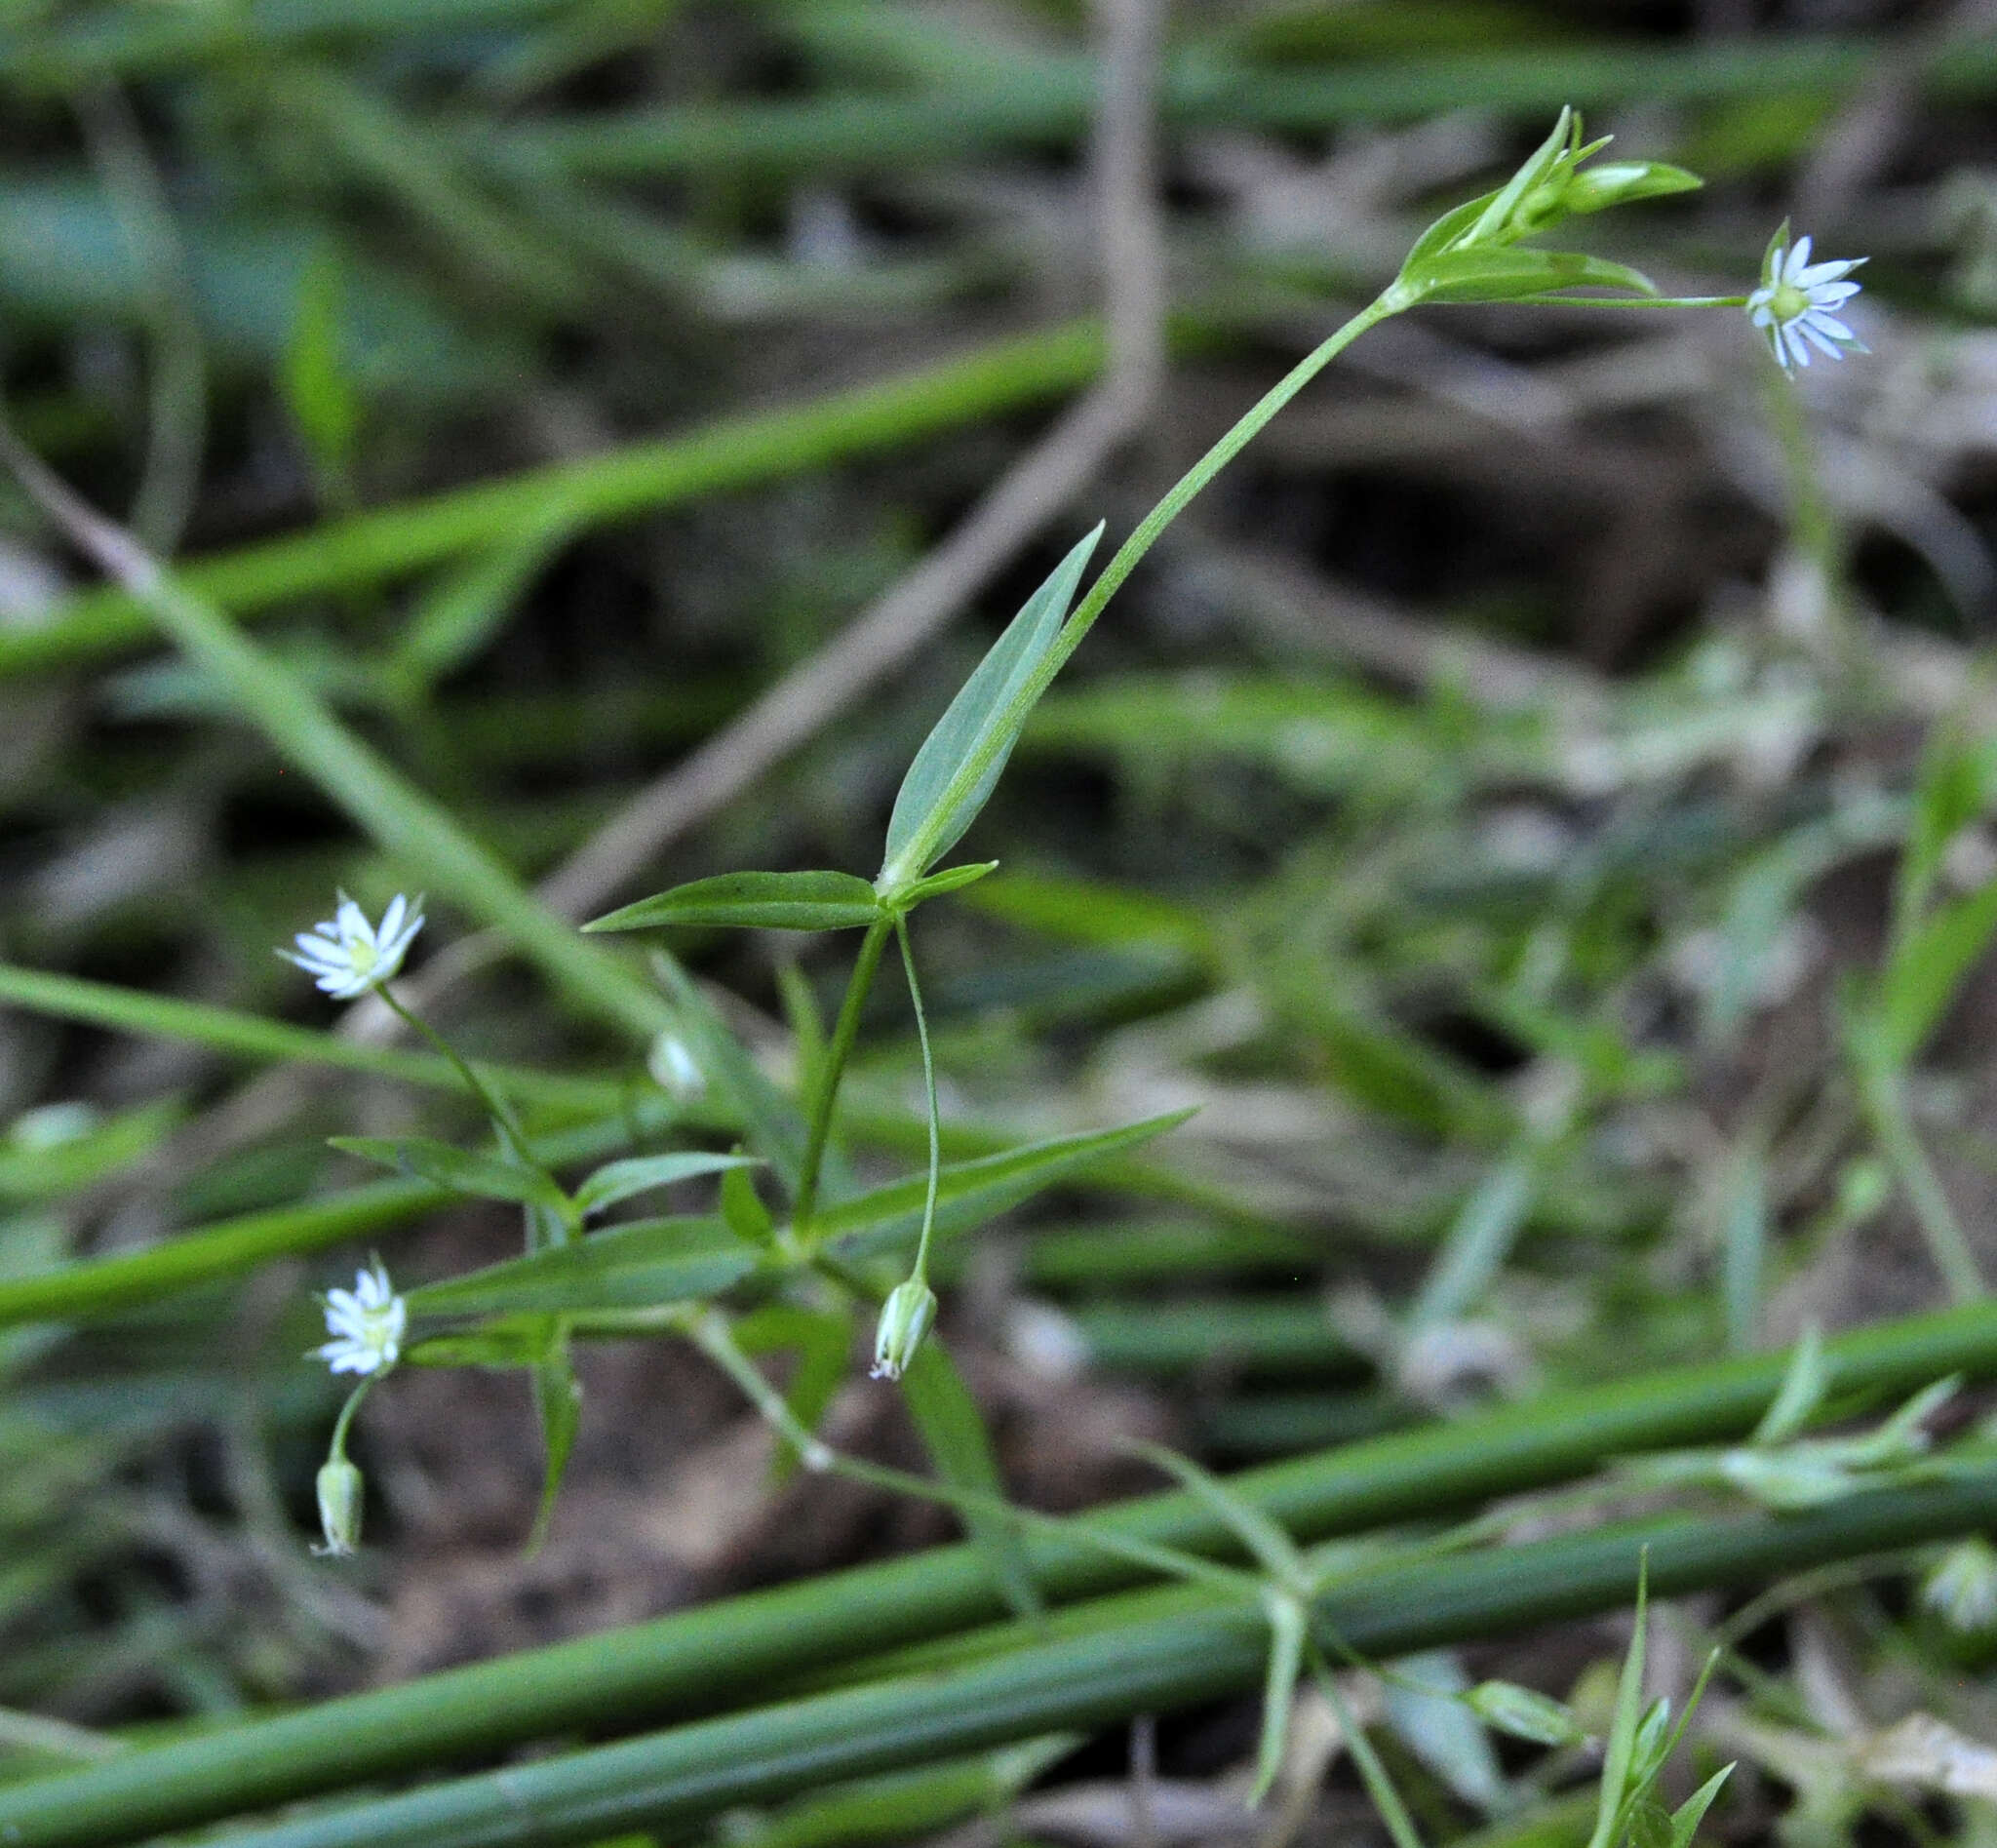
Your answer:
[15,1299,1997,1846]
[1495,293,1749,308]
[100,1471,1997,1848]
[0,960,617,1114]
[794,916,893,1234]
[1309,1650,1429,1848]
[881,291,1400,889]
[0,408,670,1043]
[1857,1055,1985,1303]
[0,324,1108,679]
[326,1380,372,1464]
[893,916,942,1284]
[688,1309,1251,1596]
[379,987,527,1153]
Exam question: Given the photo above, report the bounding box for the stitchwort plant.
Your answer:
[276,112,1868,1583]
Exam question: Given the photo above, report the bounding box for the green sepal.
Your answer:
[585,871,884,935]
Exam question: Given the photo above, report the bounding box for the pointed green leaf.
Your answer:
[406,1215,755,1317]
[1586,1558,1649,1848]
[1253,1592,1308,1804]
[1127,1440,1305,1587]
[1666,1765,1734,1848]
[1408,247,1657,304]
[1870,877,1997,1069]
[573,1151,762,1218]
[1383,1652,1510,1818]
[1752,1323,1826,1446]
[1466,1681,1586,1748]
[814,1110,1194,1260]
[587,871,883,935]
[529,1347,583,1551]
[330,1135,570,1216]
[649,948,845,1199]
[404,1322,544,1367]
[722,1160,776,1246]
[881,527,1101,888]
[894,861,1000,909]
[902,1338,1041,1617]
[734,1304,853,1486]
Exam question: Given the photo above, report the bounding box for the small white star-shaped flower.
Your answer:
[280,891,424,1000]
[1746,227,1866,374]
[315,1259,408,1376]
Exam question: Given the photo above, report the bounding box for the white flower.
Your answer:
[315,1259,407,1376]
[280,891,424,1000]
[1746,227,1866,374]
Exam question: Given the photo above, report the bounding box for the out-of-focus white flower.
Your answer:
[280,891,423,1000]
[1923,1538,1997,1634]
[1747,227,1865,374]
[315,1259,407,1376]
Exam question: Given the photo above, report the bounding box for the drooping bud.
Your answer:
[870,1278,938,1381]
[315,1457,365,1556]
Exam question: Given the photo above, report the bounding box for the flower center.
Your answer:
[1767,280,1812,324]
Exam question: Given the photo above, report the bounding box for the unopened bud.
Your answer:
[1466,1680,1586,1747]
[870,1278,937,1382]
[315,1458,365,1556]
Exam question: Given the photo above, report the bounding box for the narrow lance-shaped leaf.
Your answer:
[586,871,883,935]
[880,527,1101,891]
[812,1110,1195,1260]
[573,1151,762,1218]
[1752,1323,1826,1446]
[1869,877,1997,1069]
[407,1215,756,1318]
[1253,1592,1308,1805]
[330,1135,571,1219]
[901,1340,1042,1618]
[530,1345,583,1552]
[1409,247,1657,305]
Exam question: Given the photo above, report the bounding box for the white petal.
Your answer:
[379,895,407,943]
[1799,319,1848,359]
[1784,324,1813,369]
[1783,235,1814,281]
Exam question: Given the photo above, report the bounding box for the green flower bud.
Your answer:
[315,1457,365,1556]
[1466,1680,1586,1748]
[1554,160,1702,218]
[870,1278,938,1382]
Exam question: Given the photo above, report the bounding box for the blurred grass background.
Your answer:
[5,0,1997,1842]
